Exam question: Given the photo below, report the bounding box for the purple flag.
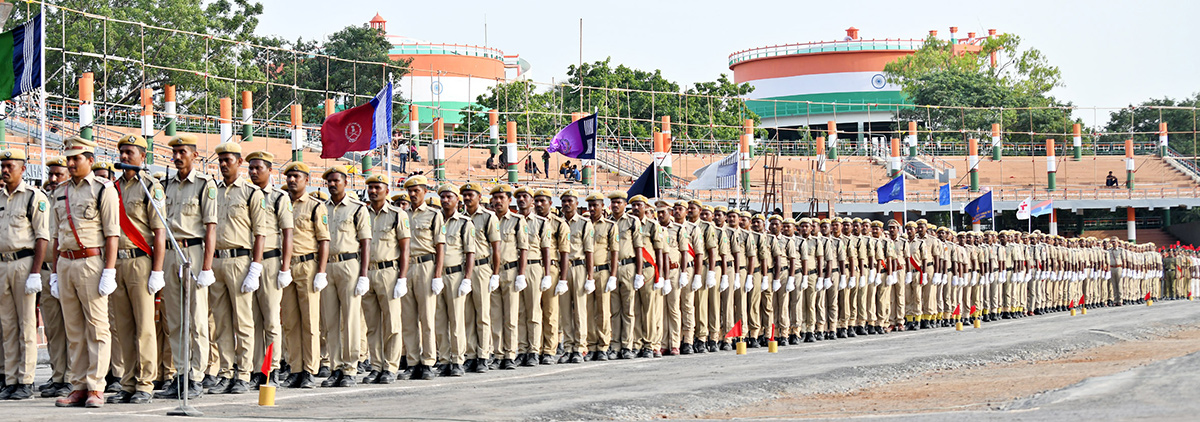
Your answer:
[545,114,597,159]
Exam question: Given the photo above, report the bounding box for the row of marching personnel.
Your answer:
[0,134,1195,408]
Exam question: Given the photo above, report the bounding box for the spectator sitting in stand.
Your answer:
[1105,171,1119,187]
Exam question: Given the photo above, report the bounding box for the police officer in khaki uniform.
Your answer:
[209,142,268,394]
[401,175,444,380]
[488,184,528,370]
[50,136,121,408]
[0,149,49,401]
[513,187,548,367]
[155,134,217,400]
[586,192,617,361]
[245,151,293,388]
[101,136,165,404]
[558,190,593,364]
[362,175,410,384]
[460,182,497,373]
[320,165,371,387]
[607,192,643,360]
[533,189,569,365]
[436,184,473,377]
[658,202,686,355]
[629,195,662,357]
[38,157,73,398]
[280,162,328,389]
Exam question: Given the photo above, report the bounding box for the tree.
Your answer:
[1100,93,1200,155]
[884,33,1077,149]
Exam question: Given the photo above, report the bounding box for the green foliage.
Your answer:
[884,34,1076,147]
[1100,93,1200,154]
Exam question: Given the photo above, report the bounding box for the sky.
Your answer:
[256,0,1199,126]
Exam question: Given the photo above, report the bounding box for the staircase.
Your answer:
[1082,228,1180,246]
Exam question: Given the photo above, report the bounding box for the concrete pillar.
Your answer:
[1164,207,1172,226]
[741,119,752,193]
[856,121,864,149]
[906,121,918,158]
[1072,123,1082,161]
[1125,139,1135,190]
[218,97,233,144]
[164,85,177,137]
[1049,208,1058,236]
[433,117,445,180]
[290,104,303,162]
[968,138,979,192]
[506,120,518,183]
[661,116,673,178]
[1126,207,1136,243]
[488,109,499,155]
[1159,123,1168,156]
[409,104,420,149]
[79,73,94,141]
[991,123,1001,161]
[241,91,253,143]
[141,88,155,164]
[815,136,827,172]
[889,138,901,178]
[826,121,838,160]
[1046,139,1057,191]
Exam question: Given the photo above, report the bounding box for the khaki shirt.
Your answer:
[753,231,772,270]
[442,212,475,268]
[564,214,594,260]
[718,225,734,263]
[259,186,294,251]
[368,203,411,263]
[52,175,120,251]
[699,221,719,261]
[291,193,329,256]
[685,222,705,261]
[667,222,689,267]
[592,218,617,265]
[524,213,550,257]
[0,181,50,252]
[496,211,528,264]
[215,177,269,250]
[614,212,642,261]
[114,173,164,251]
[542,214,570,260]
[733,228,748,268]
[326,194,371,255]
[468,208,500,261]
[164,170,218,239]
[406,201,445,257]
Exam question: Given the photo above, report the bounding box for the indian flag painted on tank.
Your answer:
[0,14,42,102]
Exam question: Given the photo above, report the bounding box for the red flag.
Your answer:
[1068,299,1075,308]
[770,324,775,341]
[1144,291,1152,301]
[951,304,960,316]
[725,320,743,339]
[260,342,273,377]
[641,247,658,281]
[1080,294,1086,305]
[969,305,977,316]
[319,83,391,159]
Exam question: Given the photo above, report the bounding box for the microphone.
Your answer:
[113,162,148,171]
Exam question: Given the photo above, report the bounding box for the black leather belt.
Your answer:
[116,248,149,260]
[596,263,610,272]
[0,249,34,262]
[502,261,520,271]
[805,269,818,276]
[619,257,637,267]
[215,248,250,259]
[527,259,542,266]
[446,263,466,275]
[411,254,435,264]
[170,238,203,249]
[293,253,317,264]
[571,259,586,267]
[642,262,654,269]
[475,257,491,267]
[738,266,747,271]
[329,252,359,263]
[714,260,725,266]
[370,261,396,271]
[778,266,789,274]
[263,249,281,260]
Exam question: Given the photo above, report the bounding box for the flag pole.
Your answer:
[38,9,47,182]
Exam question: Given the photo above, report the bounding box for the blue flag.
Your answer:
[626,163,657,199]
[938,184,950,206]
[965,191,993,222]
[1031,199,1053,217]
[877,175,905,204]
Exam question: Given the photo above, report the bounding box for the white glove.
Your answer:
[312,272,328,292]
[932,273,942,285]
[692,274,702,290]
[457,278,472,297]
[870,269,878,284]
[906,273,913,284]
[706,271,717,288]
[49,274,59,298]
[514,275,527,292]
[719,275,729,292]
[431,277,444,295]
[24,273,42,295]
[920,273,928,285]
[786,276,795,292]
[661,279,672,295]
[540,276,552,292]
[393,277,408,299]
[277,270,292,290]
[888,274,897,286]
[634,274,646,290]
[99,268,117,296]
[839,274,848,289]
[554,279,568,296]
[584,279,596,294]
[762,276,772,291]
[148,271,165,294]
[654,277,664,290]
[824,277,833,290]
[874,273,883,286]
[488,274,500,292]
[354,276,369,296]
[241,262,263,293]
[744,277,754,293]
[605,276,617,293]
[848,276,856,289]
[801,277,809,290]
[733,274,744,290]
[679,273,689,290]
[197,270,216,289]
[772,277,781,292]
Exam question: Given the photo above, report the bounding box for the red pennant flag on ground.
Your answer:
[1080,294,1086,305]
[725,320,743,339]
[1069,299,1075,308]
[951,304,960,316]
[770,323,775,341]
[260,342,273,376]
[1145,291,1153,301]
[969,305,977,316]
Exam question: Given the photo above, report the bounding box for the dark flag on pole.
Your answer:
[626,163,657,199]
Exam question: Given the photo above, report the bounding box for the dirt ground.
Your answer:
[701,326,1200,419]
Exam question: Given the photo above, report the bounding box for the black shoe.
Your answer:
[692,340,706,354]
[759,336,769,347]
[316,366,331,378]
[521,355,537,367]
[105,377,122,394]
[488,357,500,371]
[619,349,635,359]
[0,385,15,400]
[296,371,316,389]
[804,332,815,343]
[399,356,409,371]
[357,360,371,374]
[866,326,876,335]
[499,358,516,370]
[337,374,357,387]
[707,340,718,353]
[408,365,424,380]
[825,331,835,340]
[226,379,250,394]
[540,354,556,365]
[606,350,617,360]
[209,376,229,394]
[836,328,847,338]
[567,352,584,364]
[787,334,799,345]
[747,339,760,348]
[124,391,151,404]
[679,343,693,355]
[638,348,653,358]
[6,384,32,400]
[187,380,203,399]
[201,374,217,389]
[362,370,380,384]
[39,380,53,393]
[105,390,130,404]
[153,376,181,399]
[594,351,608,362]
[720,341,733,351]
[320,370,343,387]
[418,365,436,380]
[919,320,931,329]
[856,326,867,336]
[284,372,299,388]
[444,363,463,377]
[249,372,266,387]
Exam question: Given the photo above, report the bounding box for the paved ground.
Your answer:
[4,300,1199,421]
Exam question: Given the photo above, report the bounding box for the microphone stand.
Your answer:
[122,166,202,417]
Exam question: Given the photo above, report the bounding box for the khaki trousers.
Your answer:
[539,265,561,356]
[253,256,282,374]
[436,267,467,365]
[892,270,907,325]
[0,257,38,384]
[822,272,839,332]
[680,267,697,342]
[321,259,362,375]
[586,267,611,352]
[464,263,492,360]
[281,259,319,374]
[490,266,520,360]
[59,254,110,391]
[559,264,588,354]
[706,265,722,342]
[662,267,682,349]
[632,263,656,350]
[210,254,253,381]
[163,244,209,382]
[611,261,637,350]
[694,265,710,342]
[773,277,790,336]
[363,265,401,372]
[746,272,762,337]
[801,274,818,333]
[111,254,156,392]
[518,262,544,355]
[402,259,436,367]
[40,266,69,383]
